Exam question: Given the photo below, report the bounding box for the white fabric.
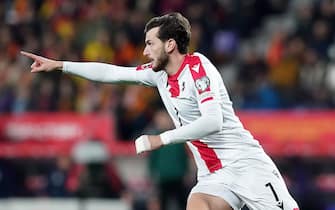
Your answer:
[63,52,298,209]
[134,135,151,154]
[63,62,157,86]
[190,183,243,210]
[159,101,222,144]
[63,53,262,176]
[191,153,299,210]
[63,53,268,176]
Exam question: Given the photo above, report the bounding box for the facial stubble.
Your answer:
[152,48,169,72]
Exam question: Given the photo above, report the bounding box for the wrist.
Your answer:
[149,135,164,149]
[56,61,64,71]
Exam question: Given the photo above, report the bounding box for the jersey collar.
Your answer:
[168,54,192,80]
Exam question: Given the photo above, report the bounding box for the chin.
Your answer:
[152,67,160,72]
[151,64,159,72]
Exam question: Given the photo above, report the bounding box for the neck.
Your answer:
[165,53,186,76]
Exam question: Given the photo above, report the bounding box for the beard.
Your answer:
[152,49,169,72]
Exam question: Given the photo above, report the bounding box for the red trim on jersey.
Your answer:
[167,79,180,97]
[191,140,222,173]
[188,55,211,94]
[201,97,213,103]
[293,208,299,210]
[167,55,191,97]
[136,63,152,71]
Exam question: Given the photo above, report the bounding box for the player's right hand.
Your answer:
[20,51,63,73]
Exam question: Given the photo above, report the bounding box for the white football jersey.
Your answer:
[63,52,265,177]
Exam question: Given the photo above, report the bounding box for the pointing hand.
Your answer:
[20,51,63,73]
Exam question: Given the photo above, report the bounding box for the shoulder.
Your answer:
[184,52,215,74]
[183,53,214,94]
[183,52,207,64]
[184,52,214,80]
[192,52,212,65]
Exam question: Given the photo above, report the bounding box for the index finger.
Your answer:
[20,51,40,60]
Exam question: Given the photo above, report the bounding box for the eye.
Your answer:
[146,41,152,46]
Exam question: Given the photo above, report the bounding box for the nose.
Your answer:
[143,46,149,57]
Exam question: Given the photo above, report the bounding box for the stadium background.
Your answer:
[0,0,335,210]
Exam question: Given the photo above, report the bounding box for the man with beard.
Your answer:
[21,12,299,210]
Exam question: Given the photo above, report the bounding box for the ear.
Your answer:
[165,39,176,54]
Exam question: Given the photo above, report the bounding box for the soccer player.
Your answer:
[21,13,299,210]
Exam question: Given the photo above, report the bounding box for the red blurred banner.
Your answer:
[238,110,335,157]
[0,113,118,157]
[0,111,334,158]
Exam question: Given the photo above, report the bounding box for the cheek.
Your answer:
[151,46,158,54]
[149,47,157,55]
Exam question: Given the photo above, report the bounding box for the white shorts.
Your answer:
[190,153,299,210]
[190,183,244,210]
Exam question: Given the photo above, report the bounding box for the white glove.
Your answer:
[135,135,151,154]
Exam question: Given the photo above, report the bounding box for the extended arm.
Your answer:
[63,62,139,84]
[21,51,156,86]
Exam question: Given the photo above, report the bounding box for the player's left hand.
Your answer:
[135,135,163,154]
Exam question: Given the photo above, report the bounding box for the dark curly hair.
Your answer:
[144,13,191,54]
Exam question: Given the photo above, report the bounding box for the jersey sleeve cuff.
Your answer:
[62,61,71,73]
[160,132,172,145]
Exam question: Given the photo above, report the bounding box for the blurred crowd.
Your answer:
[0,156,125,198]
[1,0,335,209]
[1,0,335,139]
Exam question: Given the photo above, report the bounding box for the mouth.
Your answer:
[147,59,154,67]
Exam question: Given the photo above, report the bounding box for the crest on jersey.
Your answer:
[195,76,210,93]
